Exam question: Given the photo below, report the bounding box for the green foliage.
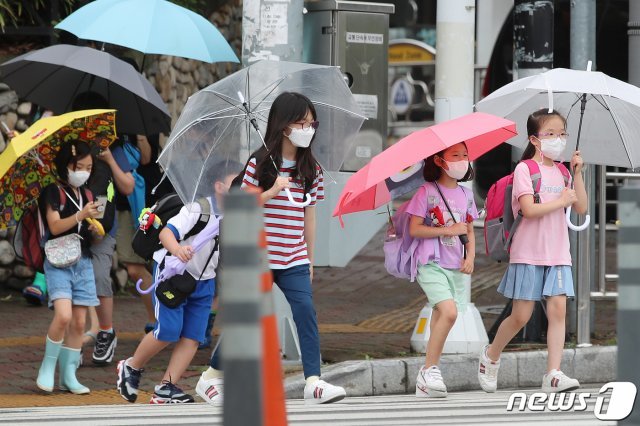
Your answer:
[0,0,75,30]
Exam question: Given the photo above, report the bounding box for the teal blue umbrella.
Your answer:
[55,0,239,64]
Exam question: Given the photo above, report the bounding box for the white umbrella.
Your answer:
[476,62,640,230]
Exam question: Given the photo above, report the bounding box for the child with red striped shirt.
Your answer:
[196,92,346,406]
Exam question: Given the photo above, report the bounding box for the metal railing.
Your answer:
[578,168,640,345]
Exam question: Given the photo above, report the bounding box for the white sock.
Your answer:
[46,335,63,345]
[305,376,320,386]
[126,357,141,371]
[203,367,223,380]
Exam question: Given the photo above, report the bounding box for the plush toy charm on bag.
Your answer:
[138,208,162,233]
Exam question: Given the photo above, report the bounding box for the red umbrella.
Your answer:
[333,112,517,222]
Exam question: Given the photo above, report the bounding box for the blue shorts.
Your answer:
[44,256,99,309]
[151,264,215,343]
[498,264,575,301]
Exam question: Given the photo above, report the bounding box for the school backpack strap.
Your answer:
[501,161,541,254]
[522,159,542,203]
[556,162,571,187]
[183,198,211,241]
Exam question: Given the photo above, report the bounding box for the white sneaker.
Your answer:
[416,365,447,398]
[478,345,500,393]
[303,379,346,405]
[195,373,224,406]
[542,369,580,393]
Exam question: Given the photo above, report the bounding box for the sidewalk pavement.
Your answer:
[0,227,617,407]
[285,346,618,398]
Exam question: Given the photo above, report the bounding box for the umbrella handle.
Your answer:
[136,278,156,295]
[285,188,312,207]
[565,206,591,231]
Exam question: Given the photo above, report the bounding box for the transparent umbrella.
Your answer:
[157,60,366,213]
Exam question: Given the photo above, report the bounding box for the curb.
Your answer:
[284,346,617,398]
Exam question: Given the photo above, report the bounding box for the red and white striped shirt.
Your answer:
[242,157,324,269]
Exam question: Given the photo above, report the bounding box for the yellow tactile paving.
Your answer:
[357,297,425,333]
[0,332,145,348]
[0,389,154,408]
[317,324,397,334]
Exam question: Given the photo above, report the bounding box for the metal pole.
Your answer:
[620,5,640,422]
[570,0,596,346]
[511,0,554,165]
[598,166,607,295]
[434,0,475,123]
[221,190,263,426]
[617,178,640,425]
[242,0,303,65]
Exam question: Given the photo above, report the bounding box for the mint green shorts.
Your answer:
[416,262,468,312]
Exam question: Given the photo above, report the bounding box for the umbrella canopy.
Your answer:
[55,0,239,64]
[0,109,117,228]
[475,67,640,169]
[158,60,366,214]
[333,112,517,219]
[0,44,170,135]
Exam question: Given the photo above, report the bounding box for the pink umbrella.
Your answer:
[333,112,517,222]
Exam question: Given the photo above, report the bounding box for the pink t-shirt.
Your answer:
[509,162,572,266]
[405,182,478,270]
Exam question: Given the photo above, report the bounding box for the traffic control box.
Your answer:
[303,0,394,172]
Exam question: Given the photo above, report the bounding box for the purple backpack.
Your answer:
[383,200,419,281]
[383,183,473,282]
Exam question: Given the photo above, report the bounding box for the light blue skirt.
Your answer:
[497,264,575,301]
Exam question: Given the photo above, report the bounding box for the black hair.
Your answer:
[422,143,475,182]
[251,92,320,193]
[211,160,243,184]
[54,141,93,184]
[520,109,567,161]
[72,91,109,110]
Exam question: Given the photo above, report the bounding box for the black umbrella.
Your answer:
[0,44,171,135]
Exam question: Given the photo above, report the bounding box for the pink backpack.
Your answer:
[484,160,570,262]
[384,183,473,281]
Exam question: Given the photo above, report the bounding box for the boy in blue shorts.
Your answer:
[116,162,240,404]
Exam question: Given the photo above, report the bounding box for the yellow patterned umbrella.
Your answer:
[0,109,116,228]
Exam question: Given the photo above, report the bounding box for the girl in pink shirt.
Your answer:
[477,109,588,394]
[406,142,478,398]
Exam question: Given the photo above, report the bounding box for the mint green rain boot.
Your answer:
[58,347,90,394]
[36,336,62,392]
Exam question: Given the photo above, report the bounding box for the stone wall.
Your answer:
[0,0,243,291]
[144,0,243,146]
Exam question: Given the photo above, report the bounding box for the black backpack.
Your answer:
[131,193,210,260]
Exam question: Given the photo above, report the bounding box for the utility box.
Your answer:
[303,0,394,172]
[302,1,393,268]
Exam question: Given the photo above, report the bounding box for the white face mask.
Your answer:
[537,136,567,161]
[67,169,90,187]
[287,127,315,148]
[443,160,469,180]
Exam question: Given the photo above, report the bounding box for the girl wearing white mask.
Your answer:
[405,142,478,398]
[478,109,588,395]
[36,141,102,395]
[197,92,346,406]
